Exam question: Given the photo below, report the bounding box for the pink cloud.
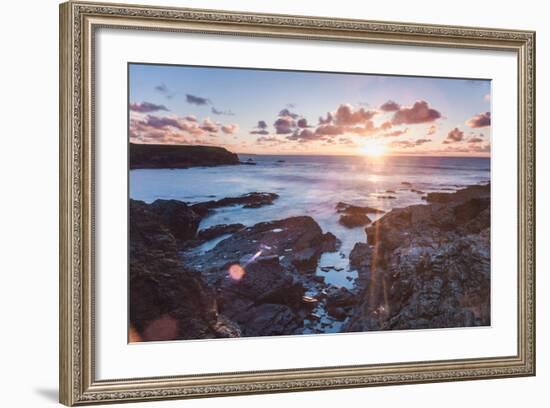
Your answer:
[466,112,491,128]
[392,100,441,125]
[379,100,400,112]
[129,101,168,113]
[443,127,464,144]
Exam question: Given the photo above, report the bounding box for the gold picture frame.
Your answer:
[59,1,536,405]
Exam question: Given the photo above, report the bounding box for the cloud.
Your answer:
[471,143,491,153]
[211,107,235,116]
[318,112,333,125]
[129,101,168,113]
[338,137,354,145]
[184,115,197,122]
[274,116,296,134]
[382,128,408,138]
[286,129,320,143]
[250,120,269,135]
[155,83,168,93]
[333,104,377,126]
[380,100,400,112]
[154,83,175,99]
[286,103,295,109]
[443,127,465,144]
[221,124,239,134]
[427,124,437,136]
[279,108,299,119]
[466,112,491,128]
[392,100,441,125]
[250,129,269,135]
[390,140,415,149]
[297,118,312,128]
[484,94,491,102]
[199,118,218,133]
[186,94,211,106]
[315,124,344,136]
[380,121,393,130]
[130,115,199,144]
[257,136,284,144]
[468,136,484,144]
[390,138,431,149]
[143,115,181,129]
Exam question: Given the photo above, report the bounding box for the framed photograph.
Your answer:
[59,1,536,405]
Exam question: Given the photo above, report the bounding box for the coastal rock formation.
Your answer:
[185,216,337,277]
[336,201,384,228]
[183,216,339,336]
[346,184,491,332]
[149,199,201,241]
[196,223,246,241]
[336,202,385,214]
[130,143,240,169]
[191,192,279,215]
[129,200,240,341]
[339,213,371,228]
[130,194,338,338]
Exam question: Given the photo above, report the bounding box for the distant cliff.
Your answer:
[129,143,241,169]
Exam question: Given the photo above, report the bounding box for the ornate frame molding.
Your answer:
[59,1,535,405]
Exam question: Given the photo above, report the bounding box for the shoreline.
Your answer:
[129,180,490,341]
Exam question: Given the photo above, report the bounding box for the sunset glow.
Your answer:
[359,140,388,157]
[129,64,491,157]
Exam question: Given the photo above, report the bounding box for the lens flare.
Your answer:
[228,264,246,281]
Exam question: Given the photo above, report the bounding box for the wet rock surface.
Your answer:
[345,184,491,332]
[191,192,279,214]
[339,213,372,228]
[130,195,340,338]
[130,182,491,340]
[129,200,240,341]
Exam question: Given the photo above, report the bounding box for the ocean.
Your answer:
[130,154,490,295]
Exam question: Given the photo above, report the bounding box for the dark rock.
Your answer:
[349,242,372,269]
[149,199,202,242]
[197,223,245,241]
[336,202,385,214]
[129,199,239,341]
[339,213,371,228]
[181,215,337,336]
[327,306,348,320]
[321,232,341,252]
[326,286,357,308]
[186,216,329,275]
[130,143,240,169]
[192,192,279,213]
[241,158,257,165]
[426,184,489,204]
[401,181,413,187]
[229,304,301,337]
[345,183,491,332]
[411,189,425,194]
[377,195,397,199]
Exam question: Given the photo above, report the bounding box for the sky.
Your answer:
[129,63,491,157]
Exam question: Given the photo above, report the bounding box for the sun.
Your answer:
[359,140,388,157]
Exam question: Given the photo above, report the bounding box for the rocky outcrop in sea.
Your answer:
[345,183,491,331]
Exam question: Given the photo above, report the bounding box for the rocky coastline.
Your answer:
[130,143,242,169]
[129,182,491,341]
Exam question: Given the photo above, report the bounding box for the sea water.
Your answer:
[130,155,490,290]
